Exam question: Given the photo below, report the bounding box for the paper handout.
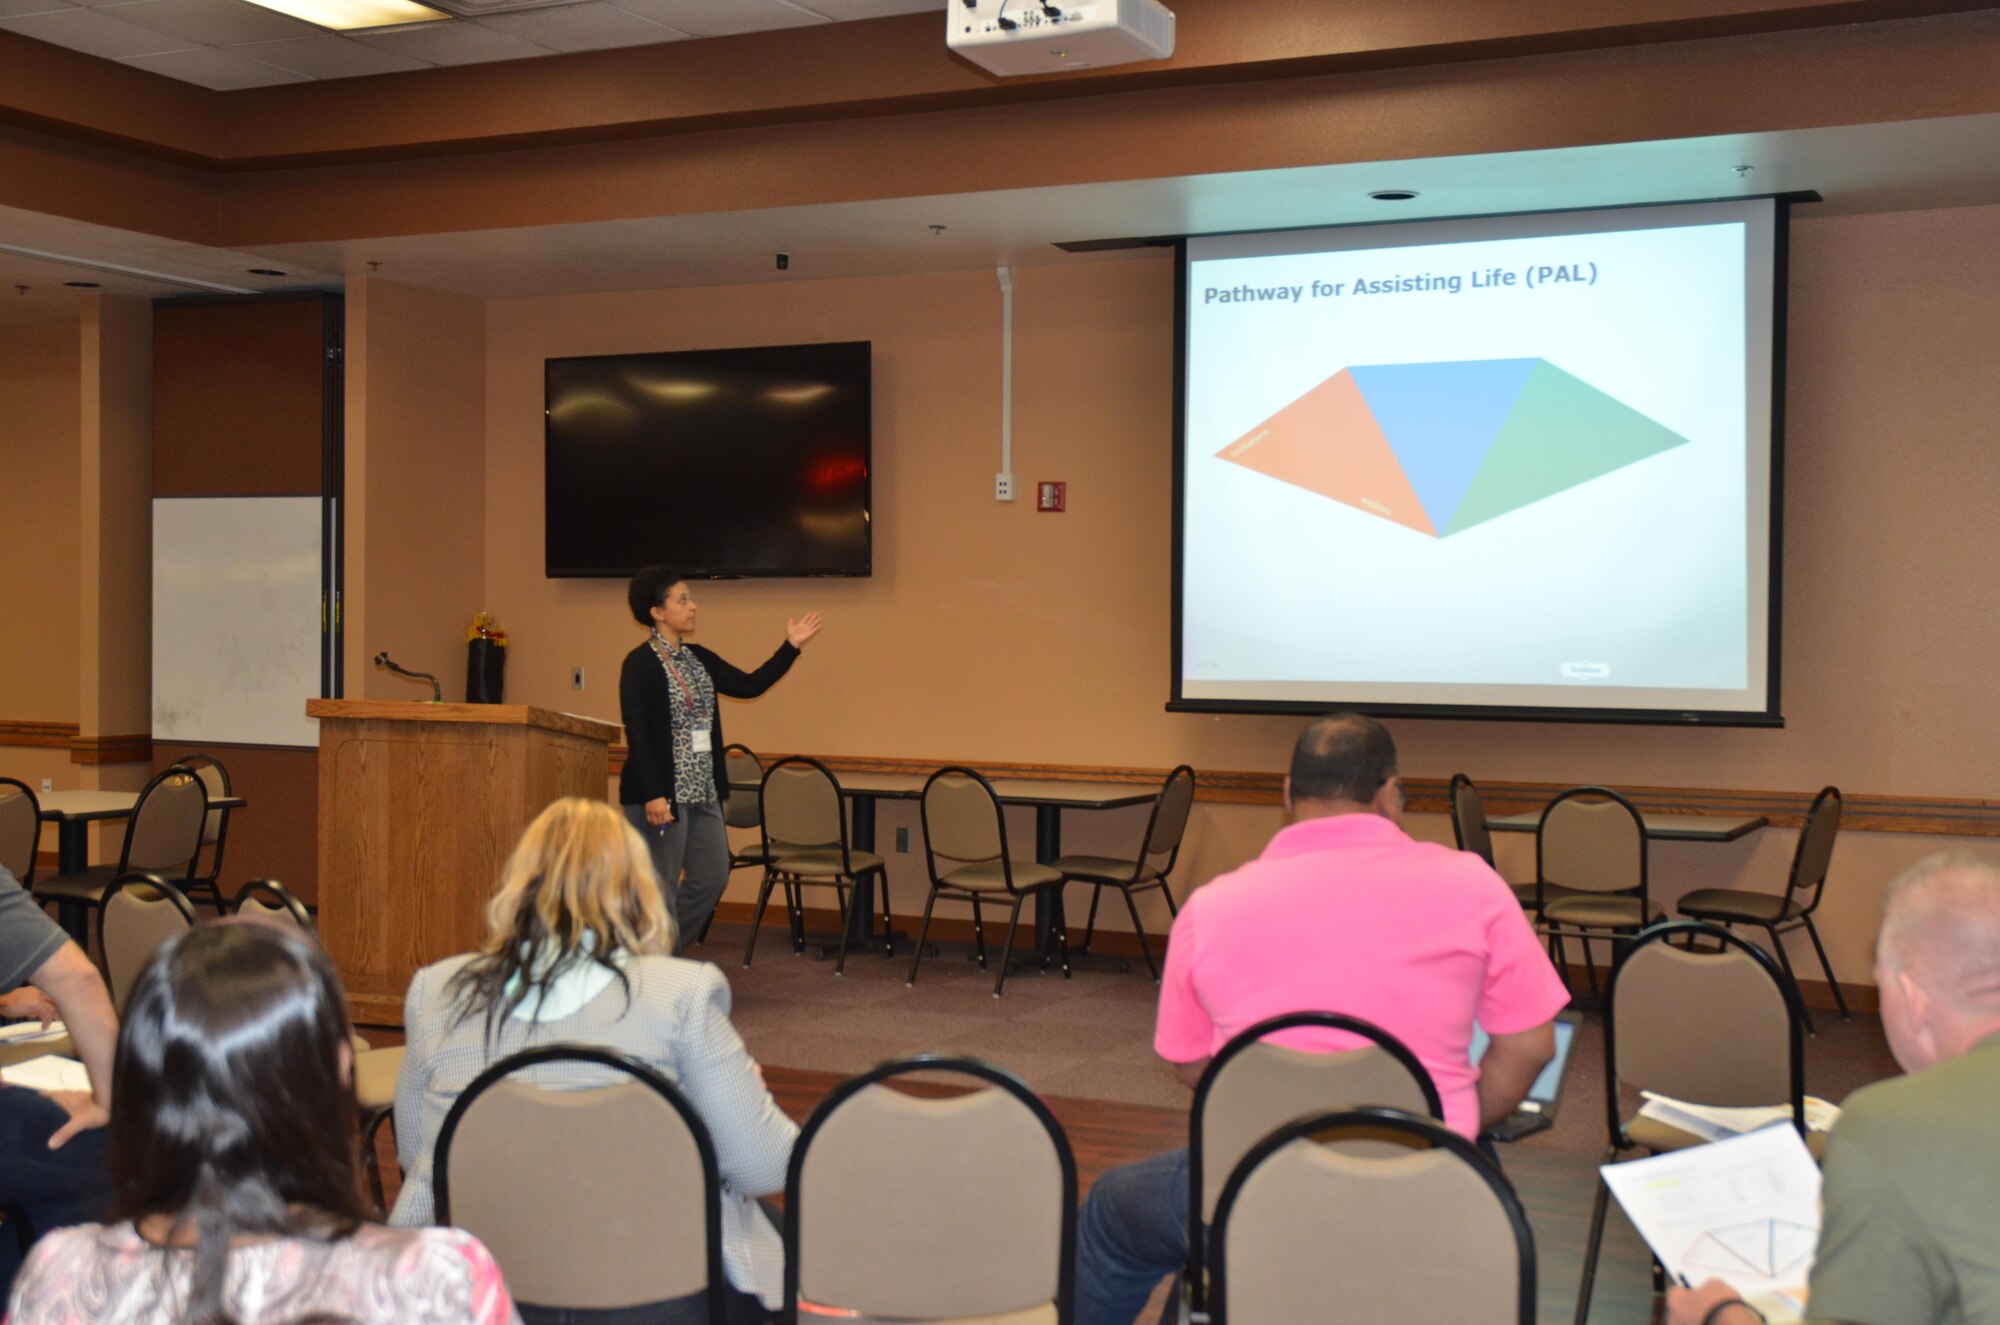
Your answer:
[0,1054,92,1093]
[1600,1125,1822,1324]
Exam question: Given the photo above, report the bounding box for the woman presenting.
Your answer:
[620,565,821,948]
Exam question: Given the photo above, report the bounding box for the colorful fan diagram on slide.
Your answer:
[1681,1219,1818,1281]
[1216,357,1691,538]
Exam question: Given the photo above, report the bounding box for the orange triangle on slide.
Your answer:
[1216,370,1437,537]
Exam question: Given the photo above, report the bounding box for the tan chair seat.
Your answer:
[774,847,886,877]
[1542,894,1665,928]
[1511,880,1582,909]
[1678,887,1800,925]
[354,1044,405,1110]
[939,861,1064,892]
[1626,1114,1827,1162]
[1050,854,1156,884]
[32,866,119,905]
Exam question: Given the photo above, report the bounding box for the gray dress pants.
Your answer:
[624,799,730,953]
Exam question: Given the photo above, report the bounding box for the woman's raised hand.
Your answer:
[786,612,824,648]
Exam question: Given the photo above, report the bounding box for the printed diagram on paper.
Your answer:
[1600,1127,1822,1322]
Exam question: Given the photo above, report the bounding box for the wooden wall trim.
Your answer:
[0,719,80,748]
[67,734,154,765]
[609,744,2000,838]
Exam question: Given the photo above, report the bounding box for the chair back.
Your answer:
[1605,922,1804,1141]
[1142,765,1197,867]
[1187,1012,1442,1309]
[1785,786,1842,913]
[761,756,846,855]
[921,765,1007,871]
[0,777,40,885]
[118,766,207,877]
[233,878,315,934]
[1449,774,1495,868]
[787,1055,1075,1323]
[171,753,231,848]
[1211,1108,1534,1325]
[99,873,199,1011]
[722,744,764,830]
[435,1045,725,1320]
[1537,785,1645,899]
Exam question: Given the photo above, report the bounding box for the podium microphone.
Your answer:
[375,651,442,702]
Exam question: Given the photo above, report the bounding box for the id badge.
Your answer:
[691,726,713,754]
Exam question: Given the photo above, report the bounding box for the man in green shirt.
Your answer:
[1671,851,2000,1325]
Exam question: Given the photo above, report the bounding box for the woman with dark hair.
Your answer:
[6,923,518,1325]
[619,564,821,948]
[392,797,794,1325]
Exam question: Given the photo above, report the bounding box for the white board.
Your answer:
[152,496,322,748]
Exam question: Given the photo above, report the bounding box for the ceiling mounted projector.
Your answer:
[947,0,1175,78]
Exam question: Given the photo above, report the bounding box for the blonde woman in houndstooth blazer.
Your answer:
[391,797,796,1325]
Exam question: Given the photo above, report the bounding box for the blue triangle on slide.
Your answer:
[1348,359,1539,529]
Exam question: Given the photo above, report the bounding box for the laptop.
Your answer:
[1470,1010,1582,1142]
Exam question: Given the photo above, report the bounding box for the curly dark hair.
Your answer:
[626,564,685,628]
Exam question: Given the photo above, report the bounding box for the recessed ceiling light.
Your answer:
[239,0,446,30]
[63,280,100,288]
[247,268,288,276]
[1369,189,1420,202]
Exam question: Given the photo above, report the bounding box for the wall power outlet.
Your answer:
[995,472,1016,502]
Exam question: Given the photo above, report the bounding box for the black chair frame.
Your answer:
[1680,785,1849,1033]
[913,766,1072,996]
[34,764,207,939]
[1573,921,1805,1325]
[233,877,316,931]
[167,752,234,911]
[1068,764,1195,981]
[1534,784,1648,999]
[0,776,43,888]
[750,755,892,975]
[435,1043,728,1325]
[1209,1106,1535,1325]
[1448,773,1497,869]
[782,1053,1077,1325]
[1186,1011,1444,1317]
[700,743,776,948]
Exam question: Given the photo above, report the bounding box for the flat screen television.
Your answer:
[544,340,872,578]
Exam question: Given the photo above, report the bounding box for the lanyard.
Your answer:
[651,635,702,717]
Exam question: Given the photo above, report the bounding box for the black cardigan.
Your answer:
[618,638,799,806]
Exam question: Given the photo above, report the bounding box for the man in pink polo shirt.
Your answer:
[1074,713,1570,1325]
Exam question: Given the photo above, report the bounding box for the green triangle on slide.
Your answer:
[1442,360,1691,536]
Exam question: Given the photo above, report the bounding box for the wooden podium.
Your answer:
[307,700,623,1025]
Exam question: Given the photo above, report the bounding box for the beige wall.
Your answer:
[344,276,489,699]
[0,297,81,725]
[468,202,2000,983]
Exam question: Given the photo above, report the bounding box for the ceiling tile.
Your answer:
[231,32,429,76]
[789,0,941,17]
[0,0,72,18]
[480,2,680,50]
[101,0,318,45]
[0,6,196,56]
[607,0,821,38]
[349,16,549,61]
[122,42,306,83]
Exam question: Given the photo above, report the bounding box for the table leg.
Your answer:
[847,793,879,947]
[54,821,91,943]
[1034,806,1063,957]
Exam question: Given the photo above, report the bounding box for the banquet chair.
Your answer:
[1572,921,1805,1325]
[1534,786,1655,997]
[34,765,206,941]
[785,1054,1075,1325]
[97,872,199,1011]
[700,743,794,948]
[436,1044,726,1325]
[165,752,234,911]
[911,767,1070,997]
[1210,1107,1534,1325]
[231,875,403,1212]
[1186,1011,1443,1320]
[1451,773,1578,915]
[753,757,891,974]
[0,777,42,887]
[1678,785,1848,1034]
[1051,764,1194,981]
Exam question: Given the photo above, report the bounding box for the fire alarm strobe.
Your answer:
[948,0,1175,78]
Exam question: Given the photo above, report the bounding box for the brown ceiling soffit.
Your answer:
[3,0,1993,174]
